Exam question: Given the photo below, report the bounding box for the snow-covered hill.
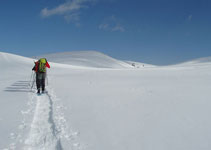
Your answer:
[187,56,211,63]
[175,56,211,66]
[39,51,134,68]
[1,51,211,150]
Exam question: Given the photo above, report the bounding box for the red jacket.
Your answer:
[33,61,50,72]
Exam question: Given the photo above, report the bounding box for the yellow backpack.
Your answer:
[38,58,47,73]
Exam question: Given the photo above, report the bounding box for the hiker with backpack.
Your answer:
[32,58,50,94]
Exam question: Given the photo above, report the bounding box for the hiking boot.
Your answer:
[37,89,40,94]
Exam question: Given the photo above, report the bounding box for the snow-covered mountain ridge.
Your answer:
[1,51,210,68]
[39,51,211,67]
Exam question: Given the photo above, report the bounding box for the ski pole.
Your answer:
[46,72,48,86]
[45,70,48,86]
[30,60,36,87]
[29,71,33,86]
[31,72,36,90]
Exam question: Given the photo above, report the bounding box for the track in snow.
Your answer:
[24,92,63,150]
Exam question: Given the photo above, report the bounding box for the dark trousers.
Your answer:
[36,72,46,91]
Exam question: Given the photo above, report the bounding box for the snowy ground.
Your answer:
[0,51,211,150]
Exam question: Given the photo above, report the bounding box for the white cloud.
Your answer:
[99,16,125,32]
[111,24,125,32]
[41,1,81,17]
[99,23,109,30]
[41,0,95,23]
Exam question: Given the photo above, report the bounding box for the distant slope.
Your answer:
[184,56,211,64]
[0,52,32,64]
[0,52,33,73]
[175,56,211,66]
[39,51,134,68]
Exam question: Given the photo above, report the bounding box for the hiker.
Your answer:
[32,58,50,94]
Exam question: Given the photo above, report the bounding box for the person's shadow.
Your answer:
[4,81,32,93]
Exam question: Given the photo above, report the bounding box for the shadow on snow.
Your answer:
[4,81,33,93]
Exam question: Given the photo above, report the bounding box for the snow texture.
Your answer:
[0,51,211,150]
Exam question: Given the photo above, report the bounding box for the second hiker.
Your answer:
[32,58,50,94]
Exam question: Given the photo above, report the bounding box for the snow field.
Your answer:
[1,51,211,150]
[49,64,211,150]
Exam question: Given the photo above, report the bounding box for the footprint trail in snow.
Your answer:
[24,93,62,150]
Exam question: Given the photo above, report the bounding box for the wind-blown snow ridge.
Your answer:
[24,92,62,150]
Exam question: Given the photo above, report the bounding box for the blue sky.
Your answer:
[0,0,211,65]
